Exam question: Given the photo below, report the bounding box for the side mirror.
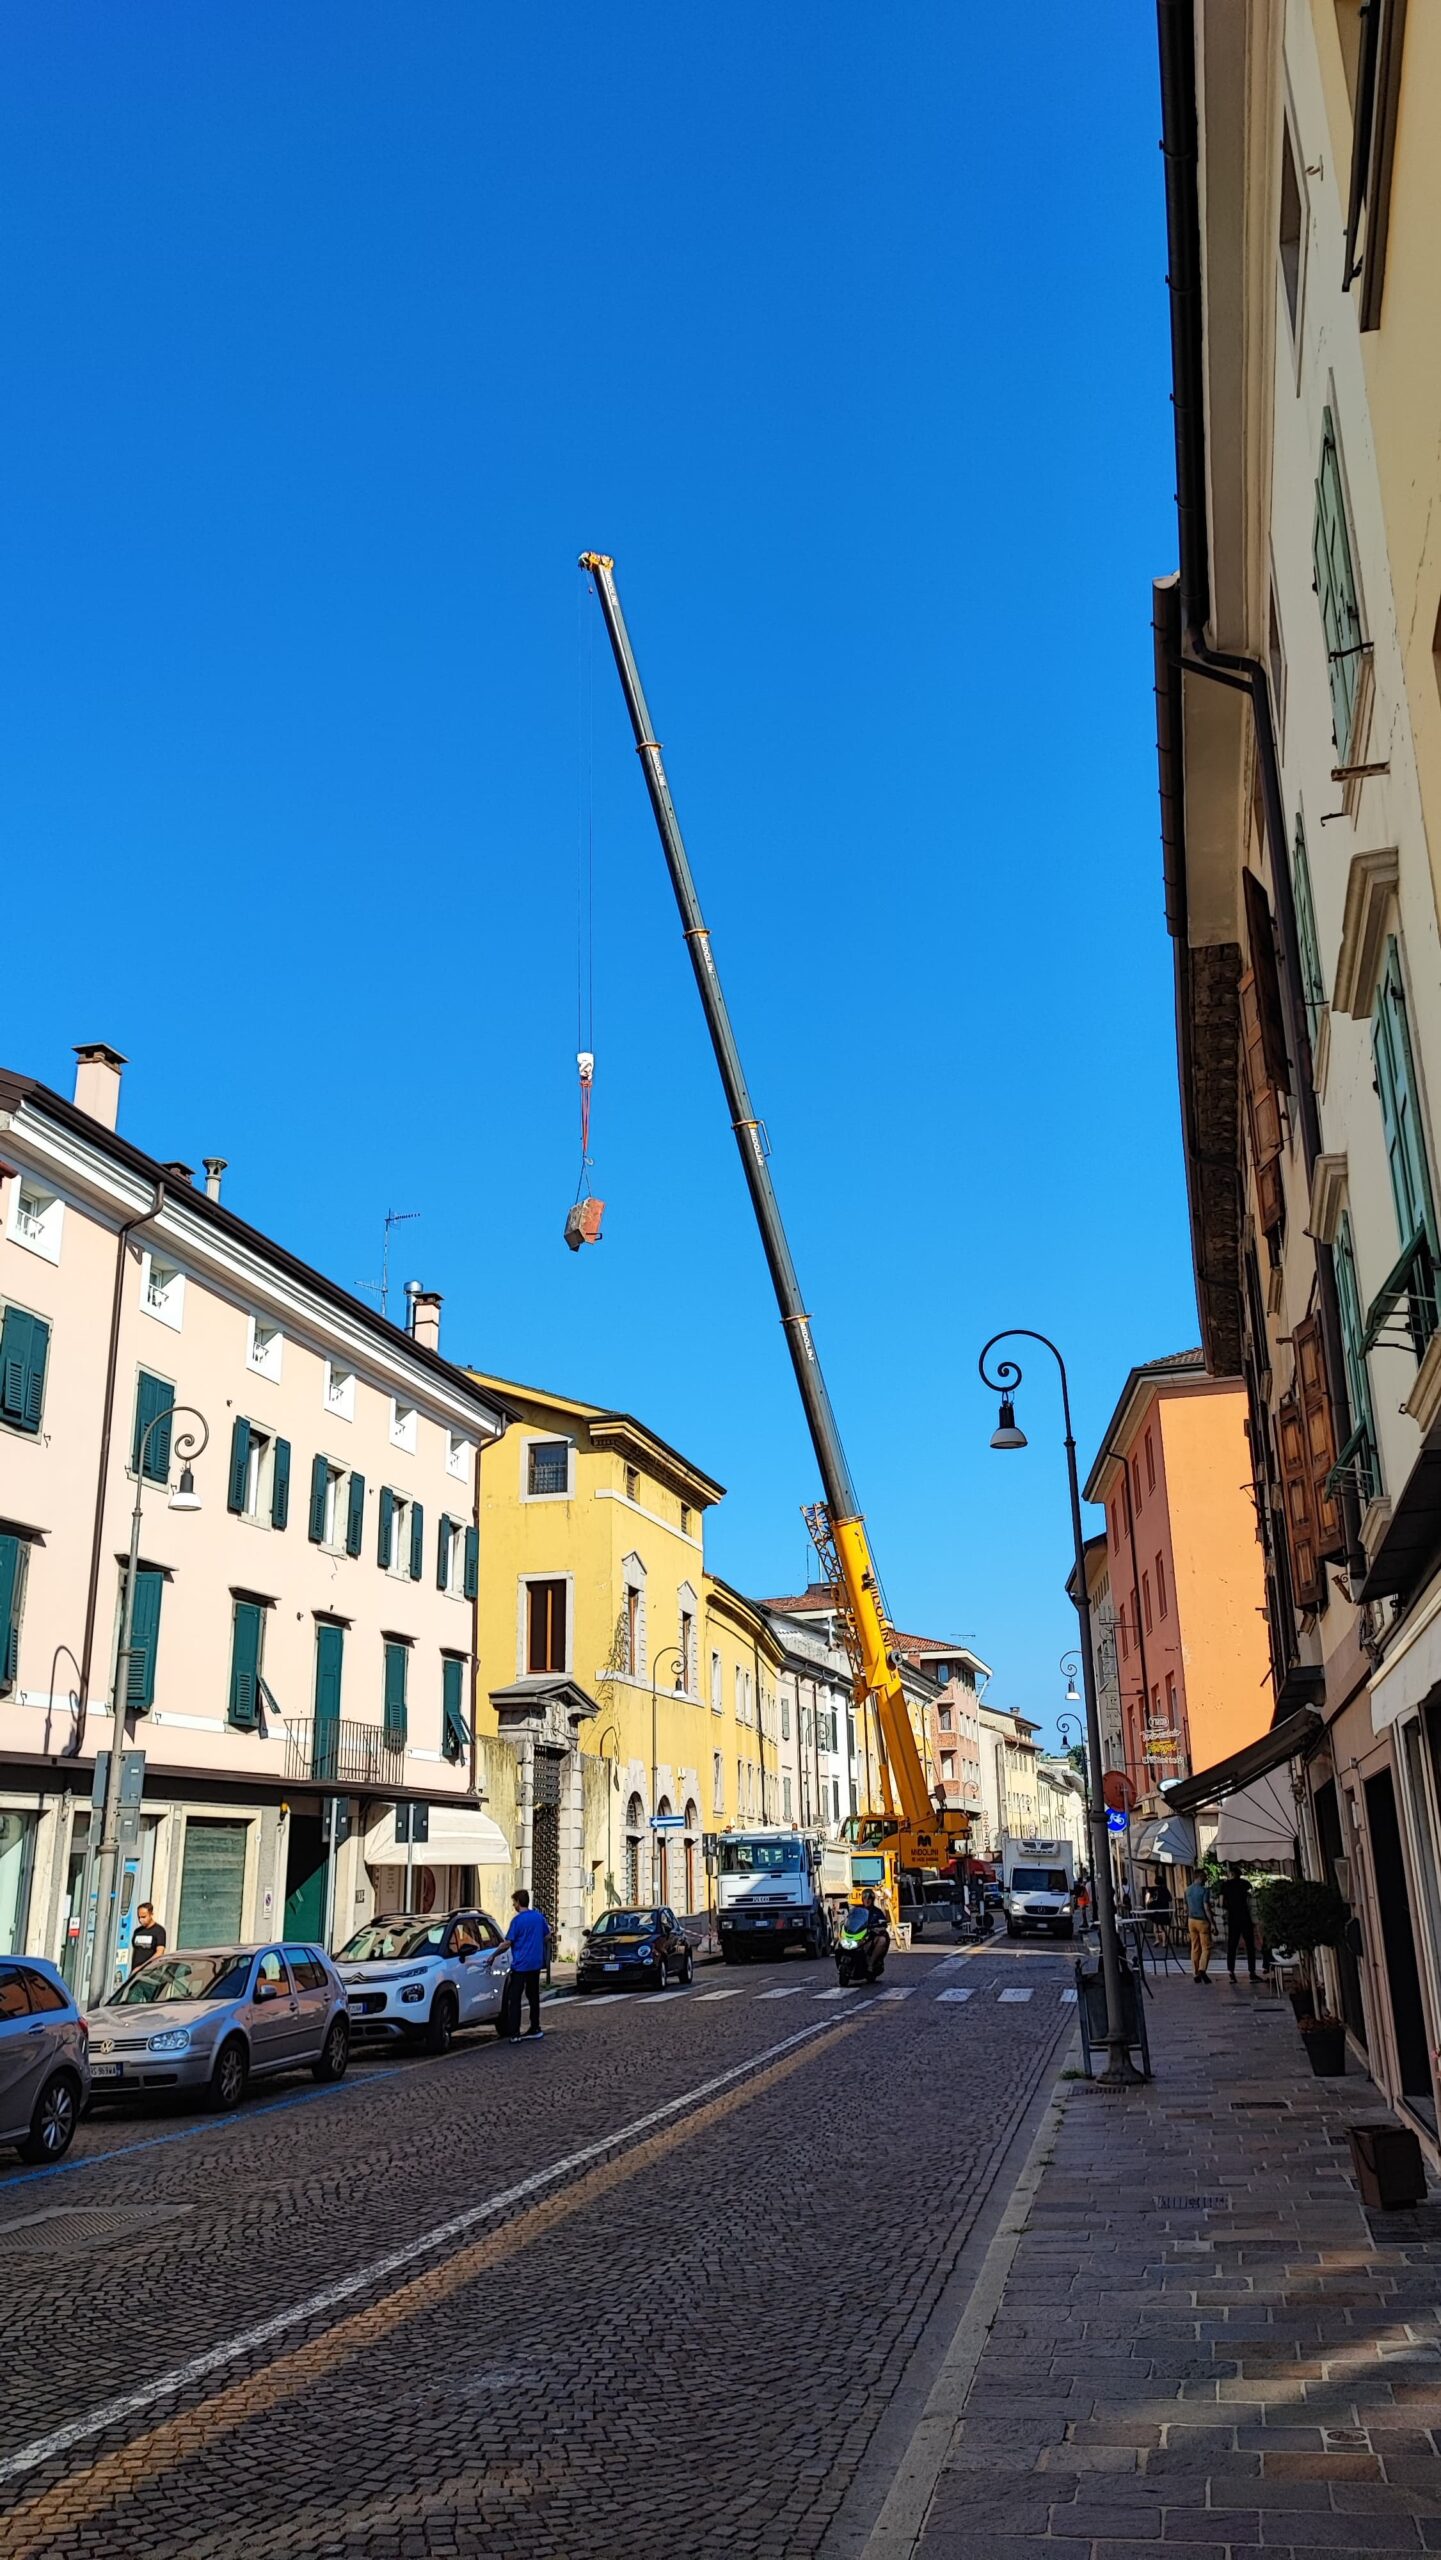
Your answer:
[253,1978,278,2004]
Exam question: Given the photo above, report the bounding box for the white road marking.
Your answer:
[876,1988,913,2001]
[1061,1988,1078,2004]
[815,1985,859,2000]
[937,1987,974,2003]
[641,1989,690,2003]
[0,2006,876,2488]
[577,1993,625,2005]
[999,1988,1033,2003]
[758,1986,808,2000]
[695,1988,746,2002]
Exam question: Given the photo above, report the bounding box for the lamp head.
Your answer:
[989,1396,1028,1452]
[1065,1675,1080,1704]
[168,1464,202,1514]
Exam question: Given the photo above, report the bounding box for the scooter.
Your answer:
[834,1910,888,1987]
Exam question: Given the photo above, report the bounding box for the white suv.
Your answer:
[336,1909,511,2054]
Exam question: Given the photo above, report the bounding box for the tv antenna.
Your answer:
[353,1209,420,1321]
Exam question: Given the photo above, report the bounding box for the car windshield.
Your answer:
[339,1920,449,1962]
[719,1838,803,1874]
[112,1952,253,2004]
[1011,1868,1068,1894]
[590,1911,659,1938]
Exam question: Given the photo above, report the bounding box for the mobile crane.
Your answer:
[579,552,971,1905]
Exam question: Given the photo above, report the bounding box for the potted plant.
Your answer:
[1255,1878,1349,2073]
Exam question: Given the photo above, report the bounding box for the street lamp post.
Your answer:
[88,1404,209,2006]
[650,1644,685,1901]
[979,1332,1141,2087]
[1055,1696,1095,1916]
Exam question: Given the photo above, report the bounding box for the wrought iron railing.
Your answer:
[1364,1226,1439,1360]
[284,1718,406,1789]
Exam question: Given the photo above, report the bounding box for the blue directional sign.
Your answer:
[1107,1807,1130,1835]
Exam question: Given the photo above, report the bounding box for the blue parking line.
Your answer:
[0,2061,406,2197]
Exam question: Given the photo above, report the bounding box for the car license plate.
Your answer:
[91,2063,123,2079]
[755,1917,771,1926]
[604,1960,620,1971]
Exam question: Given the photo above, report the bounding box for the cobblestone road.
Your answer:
[0,1938,1075,2559]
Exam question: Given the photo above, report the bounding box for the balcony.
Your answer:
[284,1718,406,1790]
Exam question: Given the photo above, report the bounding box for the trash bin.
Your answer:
[1348,2122,1426,2209]
[1074,1955,1151,2078]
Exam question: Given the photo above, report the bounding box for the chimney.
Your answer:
[411,1289,442,1353]
[162,1160,195,1185]
[72,1043,126,1131]
[203,1157,227,1202]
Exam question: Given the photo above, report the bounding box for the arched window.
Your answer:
[654,1795,673,1904]
[624,1793,644,1905]
[683,1798,700,1914]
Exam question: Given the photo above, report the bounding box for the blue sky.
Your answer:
[1,3,1196,1745]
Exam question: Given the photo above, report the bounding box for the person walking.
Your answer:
[1184,1871,1213,1984]
[129,1902,167,1971]
[499,1888,551,2041]
[1217,1865,1258,1980]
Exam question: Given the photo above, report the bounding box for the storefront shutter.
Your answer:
[178,1819,248,1945]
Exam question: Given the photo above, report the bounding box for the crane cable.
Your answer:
[575,571,597,1206]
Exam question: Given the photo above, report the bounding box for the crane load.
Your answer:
[579,550,970,1899]
[564,1049,604,1249]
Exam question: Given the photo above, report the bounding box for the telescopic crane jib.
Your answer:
[578,550,967,1883]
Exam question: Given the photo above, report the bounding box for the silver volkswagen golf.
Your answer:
[87,1942,351,2110]
[0,1955,91,2161]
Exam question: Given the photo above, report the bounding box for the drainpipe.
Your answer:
[72,1181,165,1759]
[1156,0,1367,1589]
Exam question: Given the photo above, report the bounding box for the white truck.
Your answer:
[1000,1836,1077,1939]
[715,1830,831,1961]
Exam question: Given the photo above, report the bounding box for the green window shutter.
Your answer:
[409,1502,424,1582]
[227,1417,251,1514]
[345,1471,366,1558]
[313,1621,344,1777]
[462,1524,479,1602]
[0,1306,49,1436]
[436,1514,454,1591]
[1336,1213,1381,1497]
[229,1601,263,1730]
[441,1655,468,1762]
[1290,818,1326,1046]
[1313,412,1363,757]
[308,1454,329,1543]
[382,1641,408,1749]
[1373,939,1437,1256]
[377,1486,395,1571]
[271,1438,291,1531]
[0,1533,21,1690]
[126,1567,164,1713]
[132,1373,174,1483]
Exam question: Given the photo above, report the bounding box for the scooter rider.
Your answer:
[855,1887,890,1979]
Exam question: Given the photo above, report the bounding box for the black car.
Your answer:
[576,1907,695,1992]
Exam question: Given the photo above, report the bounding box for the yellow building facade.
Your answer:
[469,1374,783,1956]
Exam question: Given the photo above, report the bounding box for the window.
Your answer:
[0,1531,32,1694]
[246,1317,283,1382]
[679,1502,692,1536]
[782,1776,793,1821]
[377,1487,421,1578]
[7,1179,62,1265]
[1335,1211,1381,1499]
[323,1362,355,1422]
[1156,1552,1168,1619]
[526,1578,568,1675]
[1120,1611,1130,1661]
[389,1399,417,1454]
[382,1640,409,1750]
[624,1464,640,1503]
[780,1694,790,1741]
[0,1304,49,1436]
[131,1372,174,1485]
[446,1431,472,1483]
[1130,1456,1142,1513]
[118,1564,164,1714]
[1314,410,1365,758]
[1373,938,1438,1275]
[1336,0,1405,327]
[1290,817,1326,1049]
[526,1439,570,1498]
[1144,1428,1156,1493]
[1142,1572,1153,1636]
[710,1649,722,1714]
[1165,1672,1177,1726]
[625,1584,641,1676]
[309,1455,363,1554]
[1269,589,1288,751]
[1279,113,1304,334]
[939,1705,952,1732]
[712,1750,724,1813]
[230,1419,291,1530]
[140,1253,184,1330]
[228,1599,267,1731]
[442,1655,469,1762]
[940,1752,956,1780]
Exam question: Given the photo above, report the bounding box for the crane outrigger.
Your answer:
[579,552,970,1899]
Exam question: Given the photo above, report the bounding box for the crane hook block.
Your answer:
[564,1198,605,1252]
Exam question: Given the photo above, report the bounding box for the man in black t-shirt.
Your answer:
[130,1904,167,1972]
[1217,1869,1257,1980]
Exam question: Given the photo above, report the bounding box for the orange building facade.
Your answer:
[1083,1351,1271,1822]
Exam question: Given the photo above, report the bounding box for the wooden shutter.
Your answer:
[271,1438,291,1532]
[1294,1315,1342,1561]
[227,1417,251,1514]
[1278,1392,1321,1610]
[377,1486,395,1571]
[409,1502,424,1582]
[382,1642,408,1748]
[126,1568,164,1712]
[1243,871,1291,1093]
[436,1514,454,1591]
[0,1306,48,1435]
[229,1601,263,1730]
[0,1533,20,1689]
[463,1524,479,1602]
[133,1373,174,1483]
[442,1656,467,1760]
[308,1454,329,1543]
[345,1471,365,1558]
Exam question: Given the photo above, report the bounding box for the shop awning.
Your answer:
[1162,1706,1322,1814]
[1210,1769,1300,1866]
[1130,1813,1197,1867]
[364,1803,512,1866]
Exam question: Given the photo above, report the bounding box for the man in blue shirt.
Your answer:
[500,1889,551,2040]
[1185,1873,1213,1984]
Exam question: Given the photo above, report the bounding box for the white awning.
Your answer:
[1211,1769,1299,1866]
[1369,1585,1441,1734]
[363,1804,512,1866]
[1130,1813,1197,1867]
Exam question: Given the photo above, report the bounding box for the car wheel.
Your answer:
[312,2015,350,2082]
[425,1990,458,2055]
[18,2070,80,2164]
[208,2036,248,2112]
[676,1948,695,1986]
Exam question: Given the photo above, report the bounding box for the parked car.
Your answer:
[576,1907,695,1992]
[334,1909,511,2053]
[0,1956,90,2162]
[88,1942,350,2111]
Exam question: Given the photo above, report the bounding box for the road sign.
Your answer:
[1102,1769,1137,1814]
[649,1814,686,1832]
[395,1801,431,1845]
[322,1796,352,1847]
[1107,1807,1130,1836]
[91,1748,146,1809]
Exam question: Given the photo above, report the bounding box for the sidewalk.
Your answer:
[900,1971,1441,2560]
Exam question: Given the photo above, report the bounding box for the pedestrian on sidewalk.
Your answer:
[1217,1864,1259,1980]
[129,1903,167,1971]
[499,1888,552,2041]
[1184,1871,1213,1982]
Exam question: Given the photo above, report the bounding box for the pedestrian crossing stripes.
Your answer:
[573,1979,1074,2012]
[876,1988,912,2000]
[694,1988,746,2002]
[1061,1988,1078,2004]
[998,1988,1033,2003]
[936,1987,974,2003]
[757,1986,808,2000]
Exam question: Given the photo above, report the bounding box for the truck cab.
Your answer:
[715,1831,831,1962]
[1001,1837,1076,1939]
